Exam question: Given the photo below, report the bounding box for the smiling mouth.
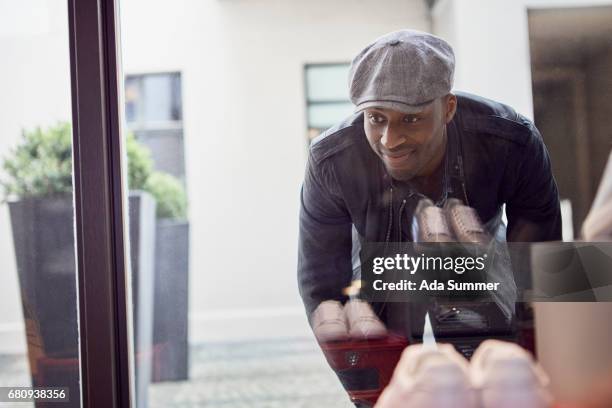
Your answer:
[382,148,417,166]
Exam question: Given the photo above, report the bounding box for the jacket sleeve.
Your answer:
[505,121,562,242]
[298,150,353,319]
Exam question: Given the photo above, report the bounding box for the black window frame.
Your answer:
[68,0,133,407]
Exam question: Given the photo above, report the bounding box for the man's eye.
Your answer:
[368,114,386,124]
[404,116,420,123]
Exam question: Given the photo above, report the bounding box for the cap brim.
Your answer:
[355,100,434,114]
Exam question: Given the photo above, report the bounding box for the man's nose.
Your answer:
[380,125,406,150]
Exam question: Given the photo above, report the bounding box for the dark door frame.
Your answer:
[67,0,133,406]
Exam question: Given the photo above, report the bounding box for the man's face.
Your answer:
[363,95,456,181]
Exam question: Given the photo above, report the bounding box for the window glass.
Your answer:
[307,102,355,130]
[126,73,185,182]
[0,2,82,406]
[115,2,612,408]
[305,64,353,137]
[126,73,182,125]
[306,64,351,101]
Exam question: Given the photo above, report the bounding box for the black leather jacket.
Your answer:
[298,92,561,315]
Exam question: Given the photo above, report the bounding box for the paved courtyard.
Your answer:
[0,337,353,408]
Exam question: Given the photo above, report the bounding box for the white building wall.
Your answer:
[432,0,534,118]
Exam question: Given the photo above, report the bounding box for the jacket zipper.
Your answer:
[397,199,407,243]
[384,187,393,246]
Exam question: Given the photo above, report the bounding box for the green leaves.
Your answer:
[145,171,187,220]
[126,132,153,190]
[1,122,188,220]
[1,123,73,199]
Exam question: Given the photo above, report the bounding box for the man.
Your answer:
[298,29,561,320]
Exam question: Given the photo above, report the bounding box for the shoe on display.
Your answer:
[470,340,553,408]
[344,299,388,340]
[444,198,491,243]
[311,300,349,343]
[412,198,455,243]
[375,343,477,408]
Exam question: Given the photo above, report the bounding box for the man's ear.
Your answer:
[445,93,457,123]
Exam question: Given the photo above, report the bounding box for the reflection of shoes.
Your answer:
[311,300,349,342]
[375,343,477,408]
[344,299,387,340]
[412,198,455,243]
[470,340,552,408]
[434,304,489,331]
[444,198,491,243]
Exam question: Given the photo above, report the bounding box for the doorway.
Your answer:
[529,5,612,236]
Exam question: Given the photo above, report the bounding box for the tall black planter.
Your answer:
[129,192,156,408]
[8,191,156,408]
[152,219,189,382]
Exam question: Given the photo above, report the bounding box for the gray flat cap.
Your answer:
[349,29,455,114]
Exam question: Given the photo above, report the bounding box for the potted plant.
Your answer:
[1,122,188,406]
[144,172,190,382]
[127,140,190,385]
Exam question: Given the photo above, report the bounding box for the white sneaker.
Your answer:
[311,300,349,342]
[375,344,477,408]
[412,198,455,243]
[444,198,491,244]
[470,340,553,408]
[344,299,388,340]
